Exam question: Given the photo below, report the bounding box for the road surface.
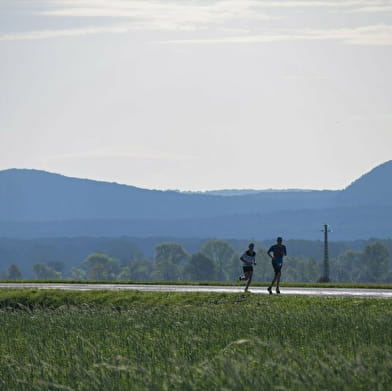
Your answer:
[0,283,391,298]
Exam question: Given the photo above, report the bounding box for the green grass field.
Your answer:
[2,280,392,289]
[0,290,391,390]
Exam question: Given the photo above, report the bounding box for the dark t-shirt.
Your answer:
[268,244,287,264]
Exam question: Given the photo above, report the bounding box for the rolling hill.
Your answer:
[0,161,391,240]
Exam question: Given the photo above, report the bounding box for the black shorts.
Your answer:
[243,266,253,273]
[272,263,282,273]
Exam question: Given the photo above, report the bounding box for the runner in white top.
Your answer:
[239,243,256,292]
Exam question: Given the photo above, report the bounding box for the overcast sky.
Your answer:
[1,0,391,191]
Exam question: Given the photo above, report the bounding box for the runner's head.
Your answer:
[277,237,283,244]
[249,243,255,249]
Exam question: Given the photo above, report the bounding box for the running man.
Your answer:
[267,237,287,294]
[239,243,256,292]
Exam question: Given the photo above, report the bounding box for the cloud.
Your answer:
[43,0,392,14]
[2,23,391,45]
[2,0,392,41]
[160,25,392,46]
[38,0,275,29]
[0,25,131,41]
[1,0,273,40]
[265,0,392,12]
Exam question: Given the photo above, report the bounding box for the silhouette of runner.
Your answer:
[239,243,256,292]
[267,237,287,294]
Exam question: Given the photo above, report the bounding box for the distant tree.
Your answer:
[200,240,237,281]
[225,253,243,281]
[151,243,190,281]
[360,242,390,282]
[305,258,320,282]
[283,257,320,283]
[69,267,86,280]
[252,246,273,282]
[117,267,132,281]
[151,258,180,281]
[46,261,65,273]
[155,242,190,265]
[184,253,216,281]
[33,263,61,280]
[83,253,121,280]
[6,264,23,280]
[105,238,144,266]
[117,259,153,281]
[331,250,362,282]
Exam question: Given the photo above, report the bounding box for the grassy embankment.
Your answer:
[0,289,391,390]
[2,280,392,289]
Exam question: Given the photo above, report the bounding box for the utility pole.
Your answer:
[319,224,331,282]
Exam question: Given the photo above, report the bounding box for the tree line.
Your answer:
[2,240,391,283]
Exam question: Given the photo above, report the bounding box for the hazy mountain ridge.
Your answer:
[336,160,392,206]
[0,168,336,221]
[0,161,391,240]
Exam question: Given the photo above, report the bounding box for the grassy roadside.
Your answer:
[0,291,391,390]
[1,279,392,289]
[0,289,251,309]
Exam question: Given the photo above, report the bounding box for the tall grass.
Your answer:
[0,291,391,390]
[2,280,392,289]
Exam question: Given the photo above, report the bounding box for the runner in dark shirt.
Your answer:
[267,237,287,294]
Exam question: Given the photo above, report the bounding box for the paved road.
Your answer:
[0,283,391,298]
